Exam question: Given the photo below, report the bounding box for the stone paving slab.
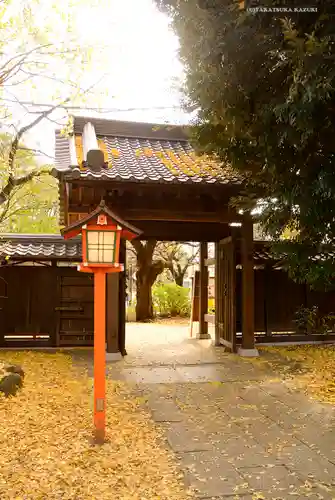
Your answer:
[239,464,304,494]
[183,415,243,437]
[198,497,254,500]
[176,450,249,497]
[162,422,213,453]
[284,447,335,485]
[149,399,184,422]
[106,364,265,385]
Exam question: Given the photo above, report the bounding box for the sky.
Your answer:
[3,0,189,162]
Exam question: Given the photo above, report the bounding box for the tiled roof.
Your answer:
[0,234,81,260]
[253,245,335,262]
[53,117,243,186]
[1,235,331,264]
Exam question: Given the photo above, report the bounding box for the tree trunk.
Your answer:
[136,272,154,322]
[171,263,188,287]
[133,240,166,322]
[175,274,185,287]
[136,263,165,321]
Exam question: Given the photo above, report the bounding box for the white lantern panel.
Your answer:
[86,230,116,263]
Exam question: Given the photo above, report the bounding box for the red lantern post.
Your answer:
[61,201,141,443]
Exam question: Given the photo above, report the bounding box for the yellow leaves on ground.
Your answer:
[260,345,335,404]
[0,352,192,500]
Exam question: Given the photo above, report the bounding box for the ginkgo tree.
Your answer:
[0,0,106,229]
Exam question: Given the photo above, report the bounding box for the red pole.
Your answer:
[93,268,106,443]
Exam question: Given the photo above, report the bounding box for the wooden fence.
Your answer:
[203,259,335,344]
[0,266,94,347]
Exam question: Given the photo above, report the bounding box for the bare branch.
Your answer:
[0,44,52,86]
[0,168,50,205]
[19,69,90,91]
[0,44,51,74]
[0,199,11,224]
[6,98,69,179]
[17,147,55,160]
[45,115,68,127]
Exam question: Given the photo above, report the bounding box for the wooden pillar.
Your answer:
[0,271,5,347]
[54,272,61,347]
[240,220,258,355]
[118,240,127,356]
[198,242,210,339]
[106,272,120,357]
[214,241,220,346]
[264,264,272,337]
[93,269,106,443]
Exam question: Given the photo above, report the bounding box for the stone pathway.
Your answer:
[70,322,335,499]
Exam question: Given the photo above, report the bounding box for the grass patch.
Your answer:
[0,351,192,499]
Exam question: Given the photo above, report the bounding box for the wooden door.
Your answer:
[215,237,236,351]
[57,269,94,346]
[1,267,56,347]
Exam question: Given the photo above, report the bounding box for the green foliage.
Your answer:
[0,134,59,233]
[293,305,335,335]
[126,304,137,323]
[152,283,191,318]
[157,0,335,290]
[0,0,101,233]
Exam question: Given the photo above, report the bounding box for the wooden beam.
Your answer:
[127,221,229,242]
[67,212,231,241]
[115,209,243,223]
[241,220,255,349]
[198,242,210,339]
[69,205,243,224]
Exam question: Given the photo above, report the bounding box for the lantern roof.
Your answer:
[61,200,142,241]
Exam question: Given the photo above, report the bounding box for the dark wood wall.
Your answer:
[235,268,335,334]
[1,263,334,348]
[0,266,94,347]
[0,267,58,346]
[58,271,94,346]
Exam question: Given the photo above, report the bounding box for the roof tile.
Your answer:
[54,118,243,185]
[0,234,82,260]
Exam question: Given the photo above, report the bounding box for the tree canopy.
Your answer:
[0,0,102,223]
[156,0,335,289]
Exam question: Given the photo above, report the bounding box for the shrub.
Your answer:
[153,283,191,318]
[126,304,136,322]
[208,298,215,314]
[293,305,335,334]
